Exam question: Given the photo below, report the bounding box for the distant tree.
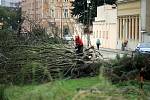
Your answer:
[0,6,21,30]
[71,0,117,25]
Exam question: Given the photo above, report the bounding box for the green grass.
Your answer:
[4,76,150,100]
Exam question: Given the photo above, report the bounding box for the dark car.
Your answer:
[135,42,150,55]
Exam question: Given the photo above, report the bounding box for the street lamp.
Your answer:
[0,23,3,29]
[0,18,4,29]
[87,0,91,6]
[60,6,63,38]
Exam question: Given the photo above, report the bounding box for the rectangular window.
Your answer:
[51,9,54,17]
[97,30,98,38]
[93,32,95,38]
[106,31,108,39]
[100,31,101,38]
[64,0,68,2]
[64,9,68,18]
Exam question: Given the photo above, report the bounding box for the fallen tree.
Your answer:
[0,29,103,85]
[103,54,150,84]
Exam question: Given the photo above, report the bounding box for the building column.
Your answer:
[123,17,125,40]
[118,18,120,39]
[120,17,123,40]
[125,17,128,39]
[132,16,135,39]
[129,16,132,39]
[137,16,140,40]
[135,16,138,40]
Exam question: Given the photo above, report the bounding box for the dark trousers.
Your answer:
[96,44,100,50]
[76,45,83,55]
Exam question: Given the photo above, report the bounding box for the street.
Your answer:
[99,48,132,59]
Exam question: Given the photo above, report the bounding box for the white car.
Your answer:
[63,35,74,41]
[135,42,150,54]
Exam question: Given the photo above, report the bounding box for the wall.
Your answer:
[146,0,150,33]
[117,0,141,50]
[92,5,117,49]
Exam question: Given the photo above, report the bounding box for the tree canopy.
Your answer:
[0,6,21,30]
[71,0,117,25]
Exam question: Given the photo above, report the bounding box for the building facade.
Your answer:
[141,0,150,42]
[117,0,150,50]
[92,5,117,49]
[21,0,75,37]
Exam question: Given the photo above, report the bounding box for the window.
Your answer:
[64,9,68,18]
[93,32,95,38]
[100,31,101,38]
[64,0,68,2]
[51,9,54,17]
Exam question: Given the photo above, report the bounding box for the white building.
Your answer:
[92,5,117,49]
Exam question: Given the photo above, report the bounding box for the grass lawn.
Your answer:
[5,75,150,100]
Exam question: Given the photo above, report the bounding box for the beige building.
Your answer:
[141,0,150,42]
[117,0,150,50]
[21,0,74,37]
[92,5,117,49]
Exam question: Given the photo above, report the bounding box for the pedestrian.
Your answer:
[96,39,101,50]
[121,40,128,51]
[75,35,83,55]
[140,67,144,90]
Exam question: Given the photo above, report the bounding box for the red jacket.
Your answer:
[75,36,83,46]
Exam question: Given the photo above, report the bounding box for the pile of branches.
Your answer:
[0,29,69,84]
[0,29,102,85]
[103,54,150,84]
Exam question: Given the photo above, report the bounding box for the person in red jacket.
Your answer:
[75,35,83,55]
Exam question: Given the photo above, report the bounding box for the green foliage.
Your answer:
[0,29,16,45]
[103,53,150,84]
[31,27,46,39]
[0,6,21,30]
[0,85,9,100]
[71,0,117,25]
[5,76,150,100]
[19,62,53,84]
[0,29,68,85]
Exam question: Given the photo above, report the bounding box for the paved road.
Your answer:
[99,48,132,59]
[68,44,133,59]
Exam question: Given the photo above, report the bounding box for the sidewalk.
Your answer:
[99,47,133,54]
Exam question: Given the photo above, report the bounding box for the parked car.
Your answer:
[63,35,74,41]
[63,35,74,44]
[135,42,150,54]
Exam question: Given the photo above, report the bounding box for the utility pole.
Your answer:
[34,0,36,20]
[87,0,91,47]
[61,5,63,38]
[42,0,44,19]
[60,0,63,38]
